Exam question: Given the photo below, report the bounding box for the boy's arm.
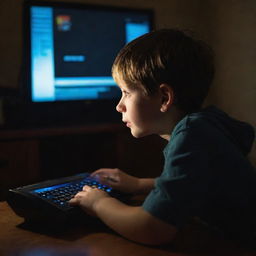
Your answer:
[94,197,177,245]
[136,178,155,194]
[91,168,155,195]
[70,186,176,245]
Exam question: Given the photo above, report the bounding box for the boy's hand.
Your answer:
[69,185,109,216]
[90,168,140,194]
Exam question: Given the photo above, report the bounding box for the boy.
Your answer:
[69,29,256,245]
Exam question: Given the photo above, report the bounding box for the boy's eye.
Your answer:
[122,90,130,96]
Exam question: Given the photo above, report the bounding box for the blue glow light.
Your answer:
[126,21,150,43]
[55,77,116,87]
[63,55,86,62]
[31,6,55,102]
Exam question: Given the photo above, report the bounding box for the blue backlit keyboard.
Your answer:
[7,172,128,222]
[30,176,112,210]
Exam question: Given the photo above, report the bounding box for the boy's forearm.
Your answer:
[136,178,155,194]
[93,196,176,245]
[94,197,138,227]
[93,197,149,243]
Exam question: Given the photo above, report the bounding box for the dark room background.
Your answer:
[0,0,255,198]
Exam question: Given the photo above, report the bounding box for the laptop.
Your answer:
[7,172,127,224]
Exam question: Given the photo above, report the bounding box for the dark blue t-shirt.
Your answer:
[142,106,256,239]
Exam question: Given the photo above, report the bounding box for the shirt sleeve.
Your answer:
[142,126,215,229]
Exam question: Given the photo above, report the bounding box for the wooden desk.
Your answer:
[1,201,255,256]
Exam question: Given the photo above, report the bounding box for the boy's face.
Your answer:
[115,79,163,138]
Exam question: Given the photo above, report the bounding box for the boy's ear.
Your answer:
[159,84,174,112]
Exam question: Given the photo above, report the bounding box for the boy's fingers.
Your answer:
[69,191,84,204]
[82,185,91,191]
[102,175,118,183]
[90,169,108,176]
[90,173,105,182]
[91,173,117,184]
[69,198,77,204]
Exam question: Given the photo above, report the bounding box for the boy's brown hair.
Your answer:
[112,29,215,113]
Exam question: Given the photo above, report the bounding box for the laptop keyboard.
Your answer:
[30,177,112,210]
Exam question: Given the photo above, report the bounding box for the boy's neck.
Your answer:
[159,107,186,141]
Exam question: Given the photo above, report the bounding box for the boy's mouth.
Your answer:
[123,120,131,127]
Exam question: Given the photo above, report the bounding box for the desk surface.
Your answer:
[0,201,255,256]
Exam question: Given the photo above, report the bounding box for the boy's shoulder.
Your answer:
[171,105,255,156]
[173,106,218,135]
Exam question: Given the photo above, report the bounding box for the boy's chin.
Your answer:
[130,129,151,138]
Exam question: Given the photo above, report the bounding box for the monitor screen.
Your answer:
[23,0,153,103]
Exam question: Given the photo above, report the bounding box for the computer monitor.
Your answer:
[16,0,153,127]
[23,0,153,104]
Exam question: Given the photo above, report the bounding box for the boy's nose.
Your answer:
[116,101,125,113]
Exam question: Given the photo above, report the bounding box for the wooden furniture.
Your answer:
[0,201,255,256]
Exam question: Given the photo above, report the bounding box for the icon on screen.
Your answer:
[56,15,72,31]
